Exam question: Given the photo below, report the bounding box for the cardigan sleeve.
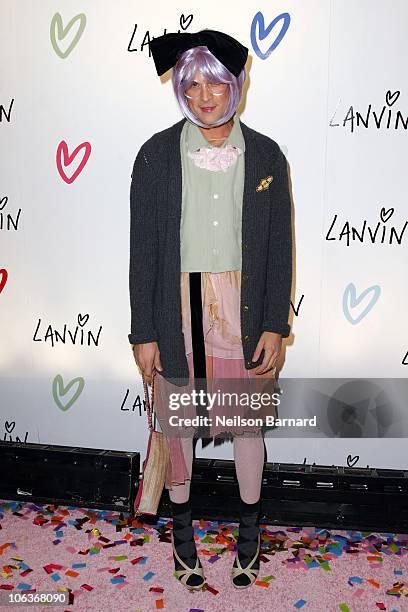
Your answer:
[128,145,158,345]
[261,147,292,338]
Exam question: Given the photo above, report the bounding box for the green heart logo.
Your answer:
[52,374,85,411]
[50,12,86,59]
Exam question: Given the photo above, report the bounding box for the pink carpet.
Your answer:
[0,500,407,611]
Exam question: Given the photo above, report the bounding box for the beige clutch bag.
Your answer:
[133,372,169,517]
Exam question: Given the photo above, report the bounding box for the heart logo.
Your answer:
[0,269,8,294]
[78,313,89,327]
[343,283,381,325]
[380,207,394,223]
[5,421,15,434]
[250,11,290,60]
[52,375,85,412]
[50,13,86,59]
[180,14,193,31]
[56,140,91,184]
[385,90,400,107]
[347,454,359,468]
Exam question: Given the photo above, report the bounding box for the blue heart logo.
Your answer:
[343,283,381,325]
[250,11,291,60]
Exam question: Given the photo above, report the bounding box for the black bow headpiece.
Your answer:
[149,29,248,78]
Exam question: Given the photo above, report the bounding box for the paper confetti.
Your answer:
[1,499,407,611]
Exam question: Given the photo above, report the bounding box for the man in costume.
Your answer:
[129,29,292,590]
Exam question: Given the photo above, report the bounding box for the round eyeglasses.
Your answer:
[184,81,228,99]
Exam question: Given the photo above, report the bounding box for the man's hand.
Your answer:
[132,341,163,383]
[251,331,282,374]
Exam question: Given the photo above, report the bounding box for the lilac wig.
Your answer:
[172,45,246,128]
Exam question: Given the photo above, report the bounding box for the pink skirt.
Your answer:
[154,270,277,490]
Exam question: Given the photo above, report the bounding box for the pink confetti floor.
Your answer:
[0,500,407,612]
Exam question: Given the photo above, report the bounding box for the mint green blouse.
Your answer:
[179,113,245,272]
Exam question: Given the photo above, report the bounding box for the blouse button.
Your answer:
[244,335,250,342]
[243,304,249,311]
[242,273,248,281]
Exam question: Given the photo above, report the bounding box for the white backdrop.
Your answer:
[1,1,407,470]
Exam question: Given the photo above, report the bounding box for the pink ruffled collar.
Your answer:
[187,144,243,172]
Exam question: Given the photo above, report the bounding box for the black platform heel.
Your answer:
[231,498,261,588]
[171,500,206,590]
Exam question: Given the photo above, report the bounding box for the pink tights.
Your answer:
[168,435,265,504]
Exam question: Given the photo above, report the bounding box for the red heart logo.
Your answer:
[56,140,91,184]
[0,268,8,294]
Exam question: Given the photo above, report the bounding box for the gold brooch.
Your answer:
[256,175,273,192]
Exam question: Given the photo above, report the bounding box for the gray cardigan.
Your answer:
[128,118,293,386]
